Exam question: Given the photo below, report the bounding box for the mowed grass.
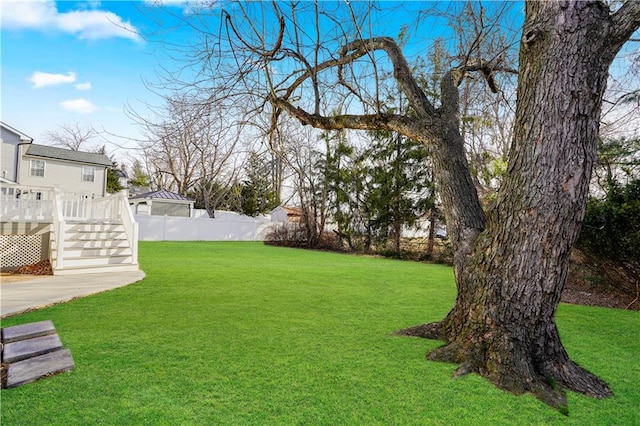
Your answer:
[1,242,639,425]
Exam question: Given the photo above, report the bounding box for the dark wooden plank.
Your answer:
[1,320,56,343]
[3,334,63,363]
[6,349,75,388]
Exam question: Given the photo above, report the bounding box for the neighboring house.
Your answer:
[116,164,129,192]
[269,206,289,223]
[1,122,139,275]
[129,189,194,217]
[282,206,304,223]
[1,122,112,197]
[1,122,33,184]
[19,144,112,197]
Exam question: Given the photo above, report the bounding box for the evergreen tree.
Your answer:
[362,131,435,252]
[129,159,151,188]
[106,163,124,194]
[239,151,280,216]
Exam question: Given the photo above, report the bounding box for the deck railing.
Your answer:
[0,186,55,221]
[52,187,66,270]
[59,192,121,221]
[1,185,125,223]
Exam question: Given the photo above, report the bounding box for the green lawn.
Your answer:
[1,242,638,425]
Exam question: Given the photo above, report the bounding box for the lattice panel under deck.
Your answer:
[0,235,44,270]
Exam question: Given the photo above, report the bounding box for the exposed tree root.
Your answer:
[394,321,612,414]
[392,321,444,340]
[542,351,613,399]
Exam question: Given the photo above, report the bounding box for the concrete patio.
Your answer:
[1,270,145,318]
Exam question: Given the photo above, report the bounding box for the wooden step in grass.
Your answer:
[1,320,56,343]
[1,320,74,388]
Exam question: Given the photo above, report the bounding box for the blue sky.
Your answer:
[3,1,634,168]
[0,1,526,165]
[1,0,188,163]
[2,2,514,163]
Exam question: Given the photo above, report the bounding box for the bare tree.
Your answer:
[193,112,246,218]
[44,122,98,151]
[270,118,329,246]
[132,93,247,217]
[150,0,640,411]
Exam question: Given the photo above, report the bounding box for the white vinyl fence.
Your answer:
[135,210,282,241]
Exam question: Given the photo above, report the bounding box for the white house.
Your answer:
[2,123,112,197]
[1,122,33,184]
[1,122,139,275]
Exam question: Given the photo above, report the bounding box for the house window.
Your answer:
[30,159,45,177]
[82,166,95,182]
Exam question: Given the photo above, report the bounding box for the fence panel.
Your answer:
[135,214,275,241]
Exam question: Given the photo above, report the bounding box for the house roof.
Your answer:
[25,144,113,167]
[0,122,34,142]
[129,189,193,202]
[283,206,303,217]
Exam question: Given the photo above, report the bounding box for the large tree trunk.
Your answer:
[399,1,635,411]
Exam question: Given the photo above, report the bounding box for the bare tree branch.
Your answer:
[609,0,640,50]
[44,123,98,151]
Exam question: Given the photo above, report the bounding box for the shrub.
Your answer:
[578,179,640,263]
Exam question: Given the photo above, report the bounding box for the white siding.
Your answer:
[18,146,106,197]
[1,127,21,182]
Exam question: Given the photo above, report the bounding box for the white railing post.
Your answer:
[52,186,65,271]
[119,191,138,265]
[112,194,121,222]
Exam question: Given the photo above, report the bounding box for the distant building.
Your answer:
[1,122,112,197]
[129,189,194,217]
[116,164,129,191]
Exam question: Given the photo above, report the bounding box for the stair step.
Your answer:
[62,247,133,258]
[64,223,124,233]
[3,334,63,363]
[61,239,130,249]
[53,264,140,275]
[1,320,56,344]
[63,232,128,241]
[61,255,133,268]
[51,219,138,275]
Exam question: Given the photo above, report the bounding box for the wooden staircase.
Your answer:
[51,221,139,275]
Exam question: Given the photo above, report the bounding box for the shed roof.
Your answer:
[129,189,193,202]
[25,144,113,167]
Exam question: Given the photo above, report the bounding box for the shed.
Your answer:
[129,189,194,217]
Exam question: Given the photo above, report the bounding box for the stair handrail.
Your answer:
[52,186,65,271]
[119,191,138,265]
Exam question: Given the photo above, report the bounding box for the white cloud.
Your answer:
[56,10,140,41]
[144,0,189,6]
[60,98,99,114]
[0,0,57,29]
[144,0,214,13]
[75,82,92,91]
[0,0,141,42]
[29,71,77,89]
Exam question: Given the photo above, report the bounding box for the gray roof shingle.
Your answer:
[130,189,193,202]
[25,144,113,167]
